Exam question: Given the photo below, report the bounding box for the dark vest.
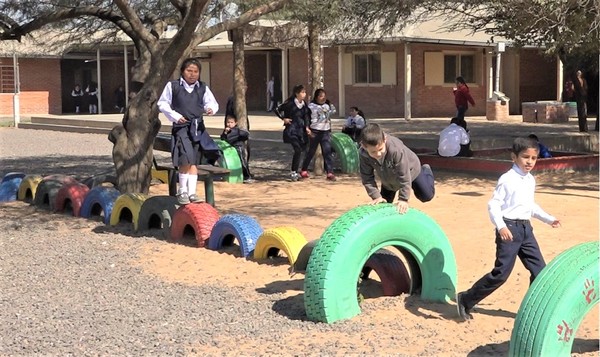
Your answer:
[170,79,207,129]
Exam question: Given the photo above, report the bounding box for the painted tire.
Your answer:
[331,132,360,174]
[207,214,263,257]
[151,168,169,184]
[54,182,90,216]
[137,195,180,234]
[109,193,148,230]
[362,249,412,296]
[293,239,320,273]
[0,176,24,202]
[17,175,43,203]
[1,172,26,183]
[304,204,457,323]
[509,241,599,357]
[82,173,118,189]
[253,227,308,265]
[170,203,220,247]
[33,175,78,210]
[79,186,121,224]
[215,139,243,183]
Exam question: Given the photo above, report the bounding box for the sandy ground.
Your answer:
[137,168,599,356]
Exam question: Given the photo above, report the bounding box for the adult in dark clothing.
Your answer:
[274,84,311,181]
[157,58,220,205]
[573,70,588,132]
[221,116,253,183]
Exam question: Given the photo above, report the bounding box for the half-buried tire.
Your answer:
[304,204,457,323]
[0,175,25,202]
[509,241,599,357]
[109,193,148,231]
[1,172,26,184]
[170,203,220,247]
[362,249,412,296]
[54,182,90,216]
[33,175,79,210]
[79,186,121,224]
[137,195,180,234]
[331,132,360,174]
[207,213,263,257]
[253,227,307,265]
[17,175,43,203]
[293,239,320,273]
[215,139,243,183]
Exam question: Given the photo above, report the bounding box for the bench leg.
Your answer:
[204,176,215,207]
[168,170,178,196]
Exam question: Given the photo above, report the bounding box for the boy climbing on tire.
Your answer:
[456,136,561,321]
[359,123,435,214]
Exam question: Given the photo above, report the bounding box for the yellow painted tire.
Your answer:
[253,227,307,265]
[17,175,43,203]
[109,193,148,230]
[151,168,169,184]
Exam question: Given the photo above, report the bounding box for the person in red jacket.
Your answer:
[453,76,475,129]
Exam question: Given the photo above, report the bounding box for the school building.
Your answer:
[0,17,573,119]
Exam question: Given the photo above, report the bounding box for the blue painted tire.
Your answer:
[1,172,26,184]
[0,176,23,202]
[79,186,121,224]
[207,214,263,257]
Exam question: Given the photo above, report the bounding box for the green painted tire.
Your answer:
[331,132,359,174]
[509,241,599,357]
[215,139,243,183]
[304,204,457,323]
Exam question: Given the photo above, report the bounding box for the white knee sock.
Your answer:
[178,173,189,194]
[188,174,198,196]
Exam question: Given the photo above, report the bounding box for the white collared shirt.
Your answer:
[488,164,556,230]
[157,78,219,123]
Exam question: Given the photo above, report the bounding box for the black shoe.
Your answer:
[456,292,473,321]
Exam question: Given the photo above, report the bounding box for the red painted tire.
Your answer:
[54,182,90,216]
[170,203,220,247]
[361,249,411,296]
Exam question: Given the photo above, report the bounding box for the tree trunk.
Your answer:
[108,83,162,194]
[232,28,249,130]
[308,21,324,96]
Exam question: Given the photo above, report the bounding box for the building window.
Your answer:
[0,65,15,93]
[444,54,475,83]
[354,53,381,84]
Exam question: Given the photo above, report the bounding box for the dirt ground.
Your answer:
[132,167,599,355]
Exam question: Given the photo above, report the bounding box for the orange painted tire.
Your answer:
[54,182,90,216]
[170,203,220,247]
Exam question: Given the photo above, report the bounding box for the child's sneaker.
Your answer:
[326,173,337,181]
[176,189,190,205]
[300,170,310,179]
[188,194,203,203]
[290,172,300,181]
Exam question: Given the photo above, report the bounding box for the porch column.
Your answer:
[337,45,345,119]
[486,49,493,98]
[281,48,288,99]
[404,42,411,121]
[12,53,20,127]
[266,52,272,110]
[96,48,102,114]
[556,56,563,101]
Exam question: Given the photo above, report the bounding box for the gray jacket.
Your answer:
[359,134,422,201]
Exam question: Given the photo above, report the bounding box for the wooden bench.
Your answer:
[152,158,230,207]
[152,134,230,207]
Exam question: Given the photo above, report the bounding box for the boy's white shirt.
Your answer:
[345,114,366,129]
[488,164,556,230]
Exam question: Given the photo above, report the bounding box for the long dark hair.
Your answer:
[312,88,331,105]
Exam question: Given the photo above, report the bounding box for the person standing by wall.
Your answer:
[71,84,84,114]
[453,76,475,129]
[266,76,275,112]
[86,82,98,114]
[573,69,589,132]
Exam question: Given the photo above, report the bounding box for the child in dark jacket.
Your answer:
[359,123,435,214]
[221,116,254,183]
[274,84,311,181]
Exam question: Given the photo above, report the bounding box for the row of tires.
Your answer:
[2,172,597,355]
[0,172,312,264]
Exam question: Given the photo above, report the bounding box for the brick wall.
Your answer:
[0,57,61,115]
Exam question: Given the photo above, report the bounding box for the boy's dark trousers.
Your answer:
[380,166,435,203]
[460,218,546,311]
